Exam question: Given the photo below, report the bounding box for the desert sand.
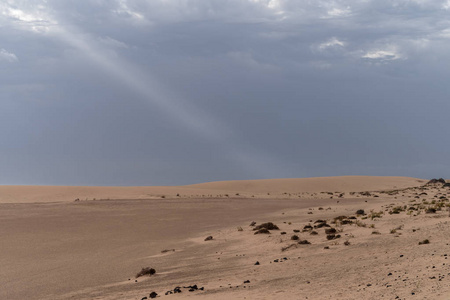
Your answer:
[2,176,450,299]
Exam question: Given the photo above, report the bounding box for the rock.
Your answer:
[141,297,148,300]
[149,292,158,298]
[174,287,182,293]
[356,209,365,215]
[250,221,256,226]
[244,280,250,283]
[254,261,260,265]
[204,236,213,241]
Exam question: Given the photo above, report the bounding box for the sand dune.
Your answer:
[186,176,426,193]
[0,176,426,203]
[3,176,450,300]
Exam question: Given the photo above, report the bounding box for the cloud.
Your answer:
[0,48,18,62]
[362,48,403,61]
[318,37,346,51]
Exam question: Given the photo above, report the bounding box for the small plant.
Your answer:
[325,228,337,234]
[426,207,437,214]
[136,267,156,278]
[355,220,367,228]
[253,222,279,231]
[254,228,271,234]
[298,239,311,245]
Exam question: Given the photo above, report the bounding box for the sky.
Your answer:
[1,0,450,186]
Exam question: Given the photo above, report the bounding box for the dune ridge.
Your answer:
[0,176,427,203]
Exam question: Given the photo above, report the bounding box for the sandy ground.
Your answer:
[3,176,450,300]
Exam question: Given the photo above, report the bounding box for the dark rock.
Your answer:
[310,231,318,235]
[254,261,260,265]
[149,292,158,298]
[356,209,365,215]
[291,235,299,240]
[298,240,311,245]
[174,287,182,293]
[141,297,148,300]
[250,221,256,226]
[280,232,287,235]
[244,280,250,283]
[204,236,213,241]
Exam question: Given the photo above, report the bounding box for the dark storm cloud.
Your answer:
[1,0,450,185]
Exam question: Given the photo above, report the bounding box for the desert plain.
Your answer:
[2,176,450,300]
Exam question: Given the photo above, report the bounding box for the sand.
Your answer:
[3,176,450,299]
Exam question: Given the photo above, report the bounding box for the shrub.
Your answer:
[325,228,337,234]
[253,222,279,231]
[298,240,311,245]
[254,228,270,234]
[136,267,156,278]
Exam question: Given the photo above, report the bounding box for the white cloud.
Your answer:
[318,37,346,51]
[362,49,403,61]
[442,0,450,10]
[0,48,18,63]
[327,6,352,17]
[114,0,146,22]
[0,3,56,33]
